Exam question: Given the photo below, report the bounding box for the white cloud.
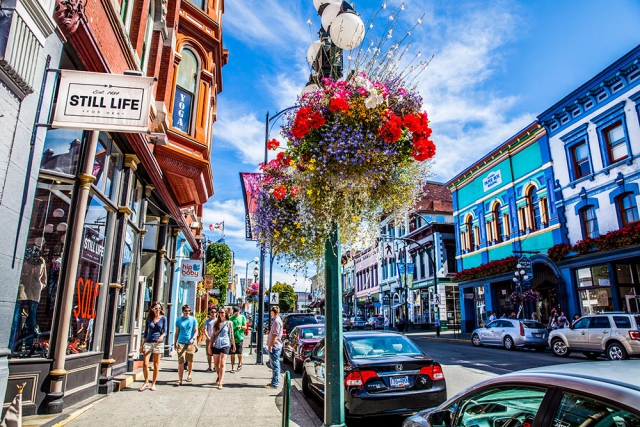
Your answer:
[214,110,265,164]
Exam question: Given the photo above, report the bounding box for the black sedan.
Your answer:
[301,331,447,420]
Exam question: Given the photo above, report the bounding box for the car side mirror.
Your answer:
[427,410,452,427]
[303,350,312,358]
[485,324,489,329]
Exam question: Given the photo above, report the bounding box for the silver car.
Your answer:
[403,361,640,427]
[471,319,547,351]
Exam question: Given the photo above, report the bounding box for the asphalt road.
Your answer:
[284,337,601,427]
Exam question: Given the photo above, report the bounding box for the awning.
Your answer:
[317,299,325,307]
[308,301,317,308]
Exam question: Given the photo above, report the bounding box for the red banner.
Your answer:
[239,172,262,241]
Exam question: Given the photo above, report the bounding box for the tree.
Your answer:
[205,243,232,305]
[266,282,297,313]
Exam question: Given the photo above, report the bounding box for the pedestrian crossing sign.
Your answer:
[270,293,279,304]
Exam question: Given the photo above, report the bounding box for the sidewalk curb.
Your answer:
[37,396,106,427]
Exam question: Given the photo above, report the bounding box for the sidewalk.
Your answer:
[404,329,472,343]
[29,338,321,427]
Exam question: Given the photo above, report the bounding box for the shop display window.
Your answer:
[116,225,139,333]
[40,128,84,176]
[70,194,112,353]
[576,265,610,287]
[9,178,74,358]
[580,288,613,314]
[93,132,122,200]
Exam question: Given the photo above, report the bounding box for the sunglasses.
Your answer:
[152,307,160,310]
[183,310,191,313]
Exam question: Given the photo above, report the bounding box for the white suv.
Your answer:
[549,312,640,360]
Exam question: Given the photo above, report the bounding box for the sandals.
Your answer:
[185,377,192,382]
[206,368,213,372]
[150,386,157,391]
[237,364,243,371]
[230,368,236,373]
[138,384,149,392]
[174,381,182,387]
[217,383,223,390]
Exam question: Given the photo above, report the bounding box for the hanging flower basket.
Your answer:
[522,289,539,303]
[509,291,522,305]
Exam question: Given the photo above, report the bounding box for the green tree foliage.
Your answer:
[266,282,297,313]
[205,243,232,305]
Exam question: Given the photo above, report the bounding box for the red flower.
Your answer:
[267,138,280,150]
[378,111,403,143]
[290,185,301,197]
[276,152,292,167]
[403,113,423,133]
[329,98,349,112]
[308,112,326,129]
[412,138,436,161]
[292,121,310,139]
[273,185,287,200]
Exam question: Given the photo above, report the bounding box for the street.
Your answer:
[284,334,596,427]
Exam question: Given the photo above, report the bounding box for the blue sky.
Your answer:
[202,0,640,293]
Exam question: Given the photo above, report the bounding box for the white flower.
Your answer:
[364,93,383,109]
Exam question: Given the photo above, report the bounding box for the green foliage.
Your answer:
[266,281,297,313]
[195,311,207,338]
[205,243,232,305]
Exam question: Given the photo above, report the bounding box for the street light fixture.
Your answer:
[513,263,529,319]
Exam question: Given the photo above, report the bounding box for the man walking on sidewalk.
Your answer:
[174,304,198,386]
[230,306,247,373]
[264,306,283,389]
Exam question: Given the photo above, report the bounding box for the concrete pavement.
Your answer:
[29,337,321,427]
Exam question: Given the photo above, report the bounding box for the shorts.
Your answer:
[232,340,243,355]
[176,343,196,363]
[212,346,230,355]
[143,342,163,355]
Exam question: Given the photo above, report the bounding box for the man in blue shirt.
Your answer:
[173,304,198,386]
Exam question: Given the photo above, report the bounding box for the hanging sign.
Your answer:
[52,70,155,132]
[180,259,203,281]
[80,226,105,265]
[240,172,262,241]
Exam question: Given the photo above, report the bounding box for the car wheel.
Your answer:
[551,338,570,357]
[293,355,302,374]
[583,351,600,360]
[504,336,516,351]
[471,333,482,347]
[607,342,629,360]
[301,371,311,397]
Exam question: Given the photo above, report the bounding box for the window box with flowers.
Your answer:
[453,256,518,282]
[546,222,640,262]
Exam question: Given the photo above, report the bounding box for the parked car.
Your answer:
[343,315,351,330]
[549,312,640,360]
[302,331,447,420]
[364,316,384,330]
[282,313,319,338]
[315,314,325,323]
[349,316,367,330]
[403,360,640,427]
[282,324,325,374]
[471,319,547,351]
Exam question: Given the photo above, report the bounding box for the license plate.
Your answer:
[390,376,409,388]
[532,333,542,338]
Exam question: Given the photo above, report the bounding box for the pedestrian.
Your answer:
[557,311,568,329]
[204,307,216,372]
[500,313,507,319]
[548,310,559,331]
[229,306,248,373]
[173,304,198,386]
[508,312,516,319]
[571,314,580,326]
[138,301,167,392]
[208,307,235,390]
[488,311,497,323]
[384,314,389,330]
[435,316,441,338]
[264,306,283,389]
[531,312,538,322]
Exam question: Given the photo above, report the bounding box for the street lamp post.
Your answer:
[513,264,529,319]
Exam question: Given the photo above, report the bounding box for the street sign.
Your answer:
[518,256,532,280]
[432,294,441,305]
[382,242,395,259]
[269,292,279,305]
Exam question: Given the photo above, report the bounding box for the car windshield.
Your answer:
[523,321,545,329]
[345,335,423,359]
[300,327,325,339]
[287,317,318,329]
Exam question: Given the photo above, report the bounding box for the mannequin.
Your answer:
[10,246,47,352]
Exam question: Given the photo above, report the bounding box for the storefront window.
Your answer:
[40,128,84,176]
[474,286,486,327]
[129,179,143,224]
[576,265,610,287]
[445,285,461,327]
[70,194,111,353]
[116,225,139,333]
[93,132,121,200]
[140,252,157,312]
[9,178,74,358]
[580,288,613,314]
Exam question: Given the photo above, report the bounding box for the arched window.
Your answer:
[466,215,475,252]
[617,193,639,227]
[172,48,199,134]
[527,186,541,231]
[494,203,503,243]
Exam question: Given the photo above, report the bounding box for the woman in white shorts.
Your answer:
[139,301,167,391]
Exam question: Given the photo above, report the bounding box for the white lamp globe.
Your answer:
[321,2,341,31]
[512,277,518,282]
[313,0,340,12]
[44,224,54,233]
[329,13,365,50]
[306,40,322,65]
[302,83,320,96]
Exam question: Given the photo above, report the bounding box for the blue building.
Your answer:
[447,123,564,332]
[539,44,640,318]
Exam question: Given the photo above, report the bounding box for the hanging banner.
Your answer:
[180,259,203,281]
[240,172,262,241]
[52,70,155,132]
